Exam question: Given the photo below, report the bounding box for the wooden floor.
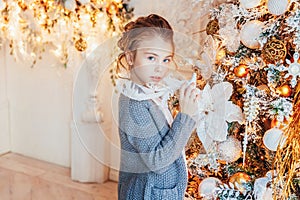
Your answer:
[0,153,118,200]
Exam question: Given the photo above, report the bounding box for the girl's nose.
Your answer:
[154,64,163,72]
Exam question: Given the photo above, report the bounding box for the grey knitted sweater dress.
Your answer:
[118,93,196,200]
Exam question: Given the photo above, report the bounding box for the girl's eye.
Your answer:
[147,56,155,61]
[163,58,171,63]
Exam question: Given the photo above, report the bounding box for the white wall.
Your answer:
[6,47,76,167]
[0,46,10,154]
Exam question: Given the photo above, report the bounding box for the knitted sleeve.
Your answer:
[119,95,196,172]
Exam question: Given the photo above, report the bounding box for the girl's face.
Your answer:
[127,36,174,86]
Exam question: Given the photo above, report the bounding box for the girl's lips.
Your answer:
[150,76,162,81]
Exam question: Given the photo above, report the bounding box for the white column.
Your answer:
[71,50,110,183]
[71,122,109,183]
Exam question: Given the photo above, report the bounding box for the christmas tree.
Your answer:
[184,0,300,199]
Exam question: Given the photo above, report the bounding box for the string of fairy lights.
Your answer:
[0,0,133,67]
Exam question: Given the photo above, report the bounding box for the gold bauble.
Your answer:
[229,172,252,192]
[276,84,292,97]
[262,37,287,64]
[206,19,219,35]
[75,38,87,52]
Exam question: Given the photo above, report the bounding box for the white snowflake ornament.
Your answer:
[282,52,300,87]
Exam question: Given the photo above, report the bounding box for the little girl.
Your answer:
[116,14,199,200]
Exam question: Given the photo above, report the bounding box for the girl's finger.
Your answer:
[189,89,197,98]
[180,82,187,99]
[185,83,195,97]
[194,94,201,102]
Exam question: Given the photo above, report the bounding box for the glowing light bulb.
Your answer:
[36,36,41,43]
[234,64,249,78]
[276,84,292,97]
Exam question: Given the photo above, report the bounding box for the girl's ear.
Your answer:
[125,51,134,66]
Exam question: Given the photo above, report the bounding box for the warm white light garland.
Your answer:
[0,0,132,67]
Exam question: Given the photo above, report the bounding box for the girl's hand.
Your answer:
[179,82,200,120]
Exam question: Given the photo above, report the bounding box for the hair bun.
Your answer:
[124,21,136,31]
[123,14,172,31]
[118,14,173,51]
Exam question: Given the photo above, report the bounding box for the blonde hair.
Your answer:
[117,14,174,76]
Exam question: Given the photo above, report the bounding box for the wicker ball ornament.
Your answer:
[267,0,289,16]
[262,37,287,63]
[75,38,87,52]
[206,19,219,35]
